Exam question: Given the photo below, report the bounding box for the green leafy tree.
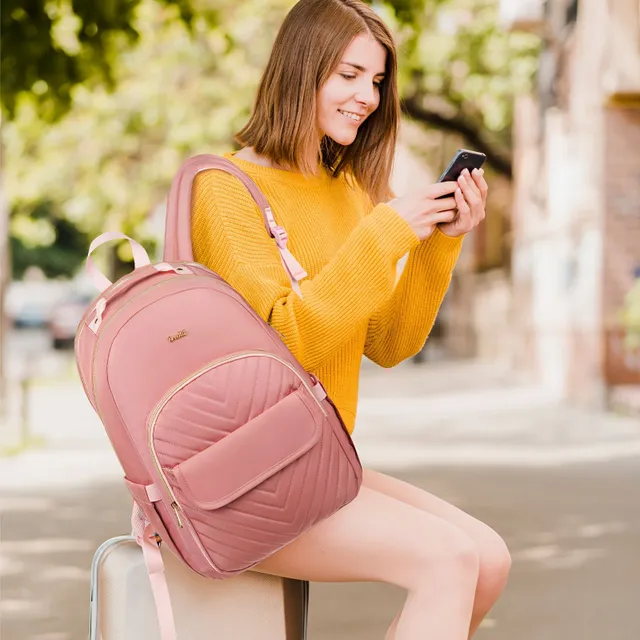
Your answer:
[369,0,540,178]
[3,0,540,281]
[1,0,210,284]
[4,0,291,278]
[0,0,202,403]
[1,0,198,121]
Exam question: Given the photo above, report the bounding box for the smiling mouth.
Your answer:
[338,109,363,122]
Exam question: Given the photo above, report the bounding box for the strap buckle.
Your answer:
[272,225,288,248]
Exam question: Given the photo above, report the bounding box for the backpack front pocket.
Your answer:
[172,387,322,509]
[147,351,338,574]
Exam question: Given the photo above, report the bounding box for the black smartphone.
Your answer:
[437,149,486,183]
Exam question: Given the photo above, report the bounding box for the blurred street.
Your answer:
[1,337,640,640]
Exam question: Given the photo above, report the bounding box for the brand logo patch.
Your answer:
[168,329,188,343]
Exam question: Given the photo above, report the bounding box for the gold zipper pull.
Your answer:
[171,502,184,528]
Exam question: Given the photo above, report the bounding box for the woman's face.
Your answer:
[317,34,387,146]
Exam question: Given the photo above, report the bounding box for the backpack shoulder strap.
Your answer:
[164,154,307,295]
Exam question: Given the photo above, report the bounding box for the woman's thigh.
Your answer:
[362,469,507,554]
[252,485,477,588]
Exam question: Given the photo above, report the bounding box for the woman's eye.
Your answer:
[339,72,382,89]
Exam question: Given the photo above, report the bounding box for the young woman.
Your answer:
[191,1,511,638]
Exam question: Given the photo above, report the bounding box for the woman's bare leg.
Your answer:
[253,485,479,640]
[362,469,512,639]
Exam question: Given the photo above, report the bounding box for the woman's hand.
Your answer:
[387,181,459,242]
[438,168,488,238]
[387,168,488,242]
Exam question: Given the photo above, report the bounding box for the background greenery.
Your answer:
[2,0,540,279]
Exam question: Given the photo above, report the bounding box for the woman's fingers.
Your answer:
[454,187,470,218]
[471,168,488,205]
[425,181,458,199]
[419,170,489,240]
[432,208,458,225]
[437,169,488,238]
[457,169,486,227]
[434,196,457,212]
[457,170,481,205]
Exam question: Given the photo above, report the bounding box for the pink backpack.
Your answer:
[75,155,363,639]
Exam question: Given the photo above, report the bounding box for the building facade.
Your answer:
[505,0,640,406]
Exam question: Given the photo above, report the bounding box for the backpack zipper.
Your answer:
[81,264,217,402]
[89,275,203,461]
[90,275,193,403]
[74,323,93,408]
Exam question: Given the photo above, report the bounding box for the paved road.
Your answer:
[2,355,640,639]
[2,458,639,640]
[4,356,640,466]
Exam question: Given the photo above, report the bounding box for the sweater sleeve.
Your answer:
[363,228,463,368]
[191,174,421,373]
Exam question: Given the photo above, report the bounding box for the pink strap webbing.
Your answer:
[163,154,307,296]
[131,502,177,640]
[86,231,151,292]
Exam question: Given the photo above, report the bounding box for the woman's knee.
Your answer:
[404,521,480,590]
[476,529,512,602]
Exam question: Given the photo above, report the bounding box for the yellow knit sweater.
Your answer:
[191,152,463,433]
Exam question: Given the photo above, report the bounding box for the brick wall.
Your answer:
[602,106,640,384]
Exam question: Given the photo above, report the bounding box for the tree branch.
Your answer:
[401,96,513,179]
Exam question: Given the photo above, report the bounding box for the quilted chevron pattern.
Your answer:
[152,353,362,577]
[153,355,298,468]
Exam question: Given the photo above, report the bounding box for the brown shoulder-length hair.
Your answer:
[235,0,399,204]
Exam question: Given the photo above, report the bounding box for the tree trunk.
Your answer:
[0,168,9,419]
[401,96,513,179]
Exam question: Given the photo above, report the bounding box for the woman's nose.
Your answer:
[355,81,377,107]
